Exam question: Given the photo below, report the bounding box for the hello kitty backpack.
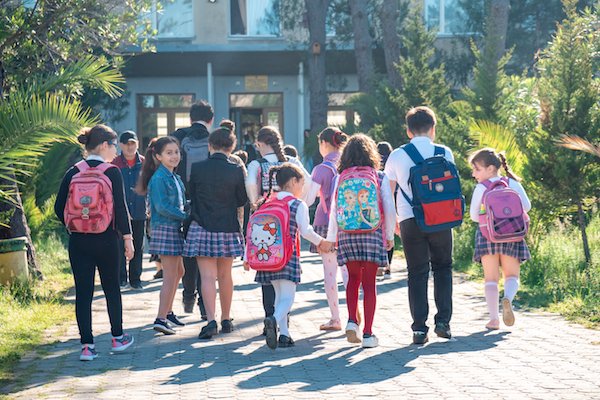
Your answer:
[245,195,299,271]
[478,177,529,243]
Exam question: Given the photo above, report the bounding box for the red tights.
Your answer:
[345,261,378,335]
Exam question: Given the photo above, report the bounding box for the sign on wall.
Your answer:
[245,75,269,91]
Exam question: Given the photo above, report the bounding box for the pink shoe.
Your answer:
[80,345,98,361]
[111,333,134,352]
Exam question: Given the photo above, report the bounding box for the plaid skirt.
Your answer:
[309,225,328,253]
[337,229,389,267]
[183,222,243,258]
[473,229,531,263]
[254,250,302,284]
[148,224,184,256]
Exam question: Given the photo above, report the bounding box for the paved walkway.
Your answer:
[3,252,600,399]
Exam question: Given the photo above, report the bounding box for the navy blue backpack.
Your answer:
[400,143,465,232]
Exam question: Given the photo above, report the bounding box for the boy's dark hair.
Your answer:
[283,144,298,158]
[405,106,437,136]
[338,134,380,173]
[209,119,236,151]
[190,100,214,123]
[77,124,117,151]
[137,136,180,195]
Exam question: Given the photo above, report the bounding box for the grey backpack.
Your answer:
[180,134,209,183]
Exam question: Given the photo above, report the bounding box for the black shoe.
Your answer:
[130,282,143,290]
[166,311,185,326]
[278,335,295,348]
[153,270,163,280]
[183,300,194,314]
[221,319,234,333]
[412,331,429,345]
[120,281,128,289]
[264,316,278,349]
[434,322,451,339]
[153,318,175,335]
[198,320,218,339]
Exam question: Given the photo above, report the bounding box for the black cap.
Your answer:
[119,130,138,144]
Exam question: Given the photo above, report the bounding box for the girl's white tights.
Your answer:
[322,252,342,321]
[271,279,297,337]
[504,276,520,302]
[485,281,500,321]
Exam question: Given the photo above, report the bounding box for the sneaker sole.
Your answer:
[79,354,97,361]
[362,341,379,348]
[153,324,176,335]
[502,298,515,326]
[264,317,278,349]
[112,337,134,352]
[346,328,361,344]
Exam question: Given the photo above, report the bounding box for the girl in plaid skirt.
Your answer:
[184,120,248,339]
[139,136,188,335]
[469,148,532,330]
[321,135,396,349]
[244,163,325,349]
[304,127,350,332]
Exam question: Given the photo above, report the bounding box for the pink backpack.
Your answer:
[478,177,529,243]
[245,195,299,272]
[64,161,116,234]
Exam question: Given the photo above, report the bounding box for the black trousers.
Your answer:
[262,284,275,317]
[400,218,453,333]
[119,219,145,285]
[182,256,206,316]
[68,230,123,344]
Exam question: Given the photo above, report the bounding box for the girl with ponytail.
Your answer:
[244,126,312,325]
[469,148,531,330]
[245,163,325,349]
[304,127,350,331]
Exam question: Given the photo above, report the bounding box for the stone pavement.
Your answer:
[3,252,600,399]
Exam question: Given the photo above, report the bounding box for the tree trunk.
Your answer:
[305,0,329,133]
[349,0,375,94]
[576,199,592,268]
[487,0,510,65]
[0,175,43,280]
[379,0,402,90]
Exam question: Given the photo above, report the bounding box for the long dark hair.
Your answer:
[257,126,286,162]
[78,124,117,151]
[468,147,521,181]
[318,127,348,149]
[257,163,304,207]
[338,134,380,173]
[137,136,180,195]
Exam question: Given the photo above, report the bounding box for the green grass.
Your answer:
[453,214,600,328]
[0,233,73,387]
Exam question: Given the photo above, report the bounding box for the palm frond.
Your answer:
[557,135,600,158]
[468,119,527,177]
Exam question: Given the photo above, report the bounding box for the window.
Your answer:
[231,0,280,36]
[425,0,469,35]
[149,0,194,39]
[137,94,195,149]
[327,93,360,128]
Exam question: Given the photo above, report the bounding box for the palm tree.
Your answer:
[0,57,124,278]
[558,135,600,158]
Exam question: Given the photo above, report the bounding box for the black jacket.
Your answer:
[188,153,248,233]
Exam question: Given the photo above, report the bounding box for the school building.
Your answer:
[111,0,470,153]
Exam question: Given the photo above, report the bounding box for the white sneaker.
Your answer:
[345,322,361,344]
[362,335,379,348]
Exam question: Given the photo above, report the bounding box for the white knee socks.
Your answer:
[272,279,296,337]
[504,276,520,302]
[484,281,499,321]
[322,253,341,321]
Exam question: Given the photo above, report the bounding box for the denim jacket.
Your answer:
[148,164,188,229]
[112,153,146,221]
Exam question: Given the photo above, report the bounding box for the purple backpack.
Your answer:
[478,177,529,243]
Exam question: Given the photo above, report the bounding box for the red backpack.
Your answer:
[64,161,116,234]
[245,195,299,272]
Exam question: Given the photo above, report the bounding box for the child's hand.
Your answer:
[395,221,401,237]
[385,239,394,251]
[243,261,250,271]
[319,241,333,253]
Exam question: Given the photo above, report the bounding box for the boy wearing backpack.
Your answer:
[384,106,463,344]
[170,100,212,320]
[469,148,531,330]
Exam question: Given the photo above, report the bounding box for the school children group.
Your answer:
[54,101,532,361]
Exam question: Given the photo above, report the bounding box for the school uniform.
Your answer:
[469,177,532,262]
[54,155,132,345]
[184,152,248,258]
[147,164,187,256]
[384,136,455,334]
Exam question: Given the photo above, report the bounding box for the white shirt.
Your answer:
[245,154,312,204]
[276,191,323,245]
[325,174,396,242]
[384,136,455,222]
[469,177,531,222]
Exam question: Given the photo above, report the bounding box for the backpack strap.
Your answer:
[482,178,509,190]
[433,145,445,157]
[401,143,424,164]
[75,160,116,173]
